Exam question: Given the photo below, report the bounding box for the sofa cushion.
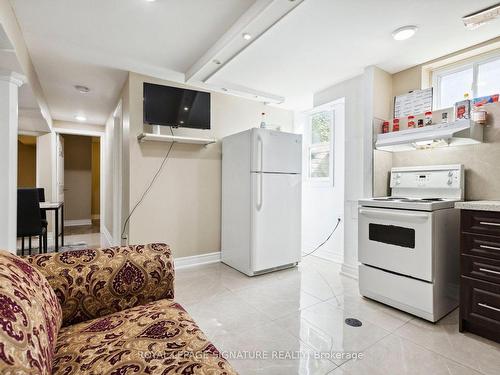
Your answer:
[0,249,62,374]
[26,243,175,326]
[52,299,237,375]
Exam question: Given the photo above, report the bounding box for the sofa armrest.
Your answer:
[26,243,174,326]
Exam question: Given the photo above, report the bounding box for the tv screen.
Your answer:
[143,83,211,129]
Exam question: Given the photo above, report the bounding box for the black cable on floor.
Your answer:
[302,217,341,258]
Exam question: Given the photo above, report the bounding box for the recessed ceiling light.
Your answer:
[242,32,252,41]
[75,115,87,122]
[212,59,222,65]
[184,107,189,111]
[392,25,418,41]
[74,85,90,93]
[180,121,184,124]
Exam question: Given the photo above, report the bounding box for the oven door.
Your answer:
[358,207,433,282]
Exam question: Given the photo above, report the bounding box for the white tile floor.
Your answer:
[175,256,500,375]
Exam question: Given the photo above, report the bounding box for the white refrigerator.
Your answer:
[221,128,302,276]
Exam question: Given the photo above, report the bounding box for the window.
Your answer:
[433,51,500,109]
[307,109,333,183]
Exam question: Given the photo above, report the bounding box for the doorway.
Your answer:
[57,133,103,248]
[18,135,37,188]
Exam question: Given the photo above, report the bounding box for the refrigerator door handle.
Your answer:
[256,173,263,211]
[257,134,263,172]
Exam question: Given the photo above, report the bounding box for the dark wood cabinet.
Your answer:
[460,210,500,343]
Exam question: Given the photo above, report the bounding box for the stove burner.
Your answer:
[421,198,445,201]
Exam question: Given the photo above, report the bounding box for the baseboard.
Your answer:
[308,250,343,264]
[174,251,221,270]
[102,226,115,247]
[64,219,92,227]
[340,262,359,280]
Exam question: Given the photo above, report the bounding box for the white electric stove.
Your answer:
[358,164,464,322]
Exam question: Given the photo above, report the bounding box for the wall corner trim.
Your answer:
[102,226,115,247]
[174,251,221,270]
[340,262,359,280]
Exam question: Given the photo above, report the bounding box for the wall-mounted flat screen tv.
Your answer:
[143,82,211,129]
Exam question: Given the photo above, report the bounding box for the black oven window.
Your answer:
[369,224,415,249]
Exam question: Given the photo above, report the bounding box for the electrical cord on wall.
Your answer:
[121,127,175,242]
[302,217,342,258]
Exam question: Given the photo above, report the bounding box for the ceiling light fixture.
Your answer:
[184,107,189,111]
[74,85,90,93]
[75,115,87,122]
[392,25,418,41]
[242,32,252,41]
[463,3,500,30]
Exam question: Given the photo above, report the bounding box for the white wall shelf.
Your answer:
[137,132,217,145]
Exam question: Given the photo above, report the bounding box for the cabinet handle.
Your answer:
[479,221,500,227]
[480,244,500,251]
[478,303,500,313]
[479,268,500,275]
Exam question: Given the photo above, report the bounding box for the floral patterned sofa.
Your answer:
[0,243,237,374]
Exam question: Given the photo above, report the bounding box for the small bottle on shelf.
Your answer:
[407,115,415,129]
[260,112,267,129]
[424,111,433,126]
[382,121,390,133]
[392,118,400,132]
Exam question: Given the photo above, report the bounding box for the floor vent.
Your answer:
[345,318,362,327]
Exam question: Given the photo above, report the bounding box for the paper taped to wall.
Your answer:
[394,88,433,118]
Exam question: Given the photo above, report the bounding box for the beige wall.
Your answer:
[17,136,36,187]
[125,72,294,258]
[91,138,100,218]
[64,135,92,221]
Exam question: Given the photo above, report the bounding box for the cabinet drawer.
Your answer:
[461,210,500,237]
[460,276,500,332]
[462,233,500,261]
[462,254,500,285]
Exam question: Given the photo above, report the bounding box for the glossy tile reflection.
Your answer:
[175,257,500,375]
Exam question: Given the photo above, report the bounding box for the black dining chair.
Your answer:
[17,188,47,255]
[37,187,48,230]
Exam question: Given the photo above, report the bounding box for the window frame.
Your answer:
[432,49,500,110]
[306,106,335,186]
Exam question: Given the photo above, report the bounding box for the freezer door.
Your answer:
[251,128,302,174]
[251,173,301,272]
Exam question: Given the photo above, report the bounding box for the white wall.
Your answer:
[296,100,345,262]
[36,131,55,234]
[314,75,366,278]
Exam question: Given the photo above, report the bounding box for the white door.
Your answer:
[358,207,434,281]
[251,128,302,174]
[251,172,301,272]
[56,135,64,203]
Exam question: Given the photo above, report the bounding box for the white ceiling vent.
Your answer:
[463,3,500,30]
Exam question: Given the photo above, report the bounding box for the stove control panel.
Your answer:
[391,170,460,188]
